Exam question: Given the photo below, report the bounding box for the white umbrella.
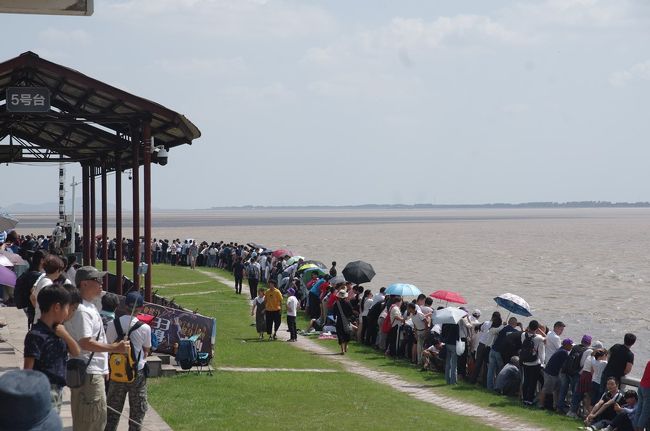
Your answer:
[0,255,13,267]
[0,213,18,232]
[431,307,468,325]
[494,293,532,317]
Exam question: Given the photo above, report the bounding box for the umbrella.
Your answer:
[0,251,27,266]
[302,260,327,270]
[342,260,376,284]
[329,275,346,285]
[0,265,17,288]
[297,263,318,273]
[0,213,18,232]
[285,256,305,266]
[430,290,467,305]
[0,255,13,267]
[494,293,532,317]
[385,283,421,296]
[431,307,468,325]
[301,267,327,283]
[272,249,294,258]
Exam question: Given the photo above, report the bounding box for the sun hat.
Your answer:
[0,370,62,430]
[337,290,348,299]
[562,338,574,346]
[581,334,592,345]
[592,340,604,349]
[472,309,481,318]
[287,288,296,296]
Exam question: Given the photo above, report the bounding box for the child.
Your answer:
[23,282,81,412]
[286,288,298,342]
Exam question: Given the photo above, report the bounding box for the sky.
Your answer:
[2,0,650,209]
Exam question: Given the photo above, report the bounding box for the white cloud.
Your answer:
[502,103,530,114]
[369,15,524,51]
[610,60,650,87]
[217,82,296,105]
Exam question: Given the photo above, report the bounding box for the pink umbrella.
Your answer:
[0,265,17,287]
[272,249,294,258]
[430,290,467,305]
[0,251,27,266]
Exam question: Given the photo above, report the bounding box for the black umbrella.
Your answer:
[342,260,376,284]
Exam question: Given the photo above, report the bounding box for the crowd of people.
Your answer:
[2,230,650,430]
[1,231,152,431]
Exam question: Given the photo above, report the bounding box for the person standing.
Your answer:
[520,320,546,406]
[602,333,636,390]
[264,280,282,341]
[232,257,245,295]
[251,288,266,341]
[105,292,152,431]
[441,318,461,385]
[329,261,337,277]
[64,267,129,431]
[333,290,354,354]
[286,288,298,342]
[246,257,261,300]
[635,359,650,431]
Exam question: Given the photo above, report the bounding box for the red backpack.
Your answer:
[381,305,395,334]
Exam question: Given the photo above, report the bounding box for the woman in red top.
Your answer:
[635,360,650,431]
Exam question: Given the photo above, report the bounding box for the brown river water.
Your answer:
[15,207,650,377]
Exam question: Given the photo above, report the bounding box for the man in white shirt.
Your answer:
[545,321,565,363]
[286,288,299,342]
[65,266,129,431]
[407,303,429,366]
[105,292,152,431]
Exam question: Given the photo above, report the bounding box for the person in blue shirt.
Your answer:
[539,338,573,410]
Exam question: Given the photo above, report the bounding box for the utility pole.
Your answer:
[69,176,81,254]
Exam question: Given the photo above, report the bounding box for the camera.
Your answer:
[153,145,168,166]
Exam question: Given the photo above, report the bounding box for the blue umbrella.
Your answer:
[385,283,421,297]
[494,293,532,317]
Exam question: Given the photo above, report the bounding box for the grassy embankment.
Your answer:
[110,262,496,431]
[198,266,584,431]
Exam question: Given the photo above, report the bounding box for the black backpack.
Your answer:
[563,344,587,376]
[519,333,538,363]
[14,271,42,310]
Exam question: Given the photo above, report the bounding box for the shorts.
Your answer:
[542,372,560,393]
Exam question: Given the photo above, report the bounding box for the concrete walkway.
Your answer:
[0,306,172,431]
[199,269,549,431]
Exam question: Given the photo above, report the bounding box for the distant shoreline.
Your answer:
[209,201,650,210]
[5,201,650,213]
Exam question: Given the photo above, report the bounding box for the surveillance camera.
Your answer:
[153,146,168,166]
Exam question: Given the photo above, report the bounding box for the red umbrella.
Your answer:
[430,290,467,304]
[272,249,294,258]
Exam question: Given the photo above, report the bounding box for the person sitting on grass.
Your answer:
[24,282,81,412]
[581,377,624,430]
[601,390,638,431]
[422,340,446,372]
[495,356,521,397]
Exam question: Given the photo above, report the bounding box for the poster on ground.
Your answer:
[115,298,216,356]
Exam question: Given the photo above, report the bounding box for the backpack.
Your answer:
[14,271,43,310]
[108,318,143,383]
[519,333,538,363]
[563,344,587,376]
[175,338,198,370]
[380,305,395,334]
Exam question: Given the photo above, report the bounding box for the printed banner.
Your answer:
[116,299,216,356]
